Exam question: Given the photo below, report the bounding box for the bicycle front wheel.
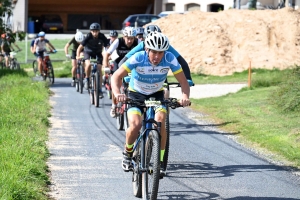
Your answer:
[132,139,142,198]
[142,130,160,200]
[48,63,55,84]
[116,102,124,130]
[32,60,38,76]
[94,71,100,107]
[163,106,170,172]
[79,65,84,94]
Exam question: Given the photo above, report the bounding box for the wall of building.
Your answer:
[27,0,155,31]
[12,0,28,32]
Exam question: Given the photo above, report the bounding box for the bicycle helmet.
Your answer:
[90,22,101,30]
[144,25,161,36]
[135,27,144,35]
[38,31,45,37]
[75,31,84,42]
[145,32,169,51]
[122,27,136,37]
[109,30,118,37]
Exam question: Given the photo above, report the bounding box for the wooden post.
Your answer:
[248,61,252,87]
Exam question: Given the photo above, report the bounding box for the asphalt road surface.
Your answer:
[47,78,300,200]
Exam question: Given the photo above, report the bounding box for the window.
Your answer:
[186,3,200,11]
[166,3,175,11]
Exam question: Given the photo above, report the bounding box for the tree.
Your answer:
[0,0,25,41]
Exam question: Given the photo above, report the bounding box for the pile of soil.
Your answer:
[152,8,300,76]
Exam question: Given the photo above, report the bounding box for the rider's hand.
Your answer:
[66,54,71,59]
[180,98,191,107]
[116,94,127,103]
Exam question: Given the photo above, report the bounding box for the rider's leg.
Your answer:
[155,111,167,160]
[71,59,76,86]
[5,56,9,68]
[37,57,43,75]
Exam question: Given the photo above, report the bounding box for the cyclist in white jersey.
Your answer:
[111,32,190,175]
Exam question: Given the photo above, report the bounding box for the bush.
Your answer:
[270,66,300,112]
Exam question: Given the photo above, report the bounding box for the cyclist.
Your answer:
[102,27,139,118]
[1,33,22,68]
[118,25,194,85]
[33,31,57,76]
[76,22,109,98]
[64,31,85,86]
[135,27,144,41]
[111,32,190,176]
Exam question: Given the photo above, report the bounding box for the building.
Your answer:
[8,0,300,33]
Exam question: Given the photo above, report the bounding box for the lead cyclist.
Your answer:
[111,31,190,176]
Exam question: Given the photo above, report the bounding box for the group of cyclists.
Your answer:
[33,22,193,177]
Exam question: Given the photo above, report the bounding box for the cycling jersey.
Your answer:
[106,37,139,64]
[34,38,50,52]
[81,32,109,54]
[125,42,180,59]
[1,40,12,52]
[67,37,80,51]
[122,51,182,95]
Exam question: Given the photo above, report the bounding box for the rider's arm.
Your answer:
[47,42,56,51]
[103,39,119,67]
[64,43,70,56]
[13,42,21,51]
[76,44,84,58]
[168,44,193,81]
[174,71,190,100]
[111,66,128,96]
[118,57,128,68]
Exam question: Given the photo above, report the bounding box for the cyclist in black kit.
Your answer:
[102,26,139,117]
[76,22,109,98]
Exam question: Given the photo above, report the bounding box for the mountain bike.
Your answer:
[88,58,102,107]
[125,98,184,200]
[75,57,85,94]
[8,51,21,70]
[32,51,56,84]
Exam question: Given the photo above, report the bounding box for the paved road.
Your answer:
[47,78,300,200]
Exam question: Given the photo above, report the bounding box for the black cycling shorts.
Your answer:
[84,51,103,64]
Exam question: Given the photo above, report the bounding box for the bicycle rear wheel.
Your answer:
[132,140,142,198]
[142,130,160,200]
[89,78,94,105]
[94,71,100,107]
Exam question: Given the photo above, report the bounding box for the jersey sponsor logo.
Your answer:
[160,68,169,73]
[148,68,159,72]
[118,50,130,54]
[136,67,145,74]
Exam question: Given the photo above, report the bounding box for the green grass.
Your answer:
[0,69,50,199]
[189,67,300,168]
[14,39,70,63]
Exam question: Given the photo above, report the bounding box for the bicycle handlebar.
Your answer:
[125,98,190,109]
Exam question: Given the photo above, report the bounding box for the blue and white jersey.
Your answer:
[34,38,49,52]
[122,51,182,95]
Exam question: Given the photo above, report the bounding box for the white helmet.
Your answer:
[122,27,136,37]
[145,32,169,51]
[75,31,84,42]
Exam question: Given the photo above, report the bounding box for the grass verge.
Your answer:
[0,69,50,199]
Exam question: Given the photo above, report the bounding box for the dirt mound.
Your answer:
[152,8,300,76]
